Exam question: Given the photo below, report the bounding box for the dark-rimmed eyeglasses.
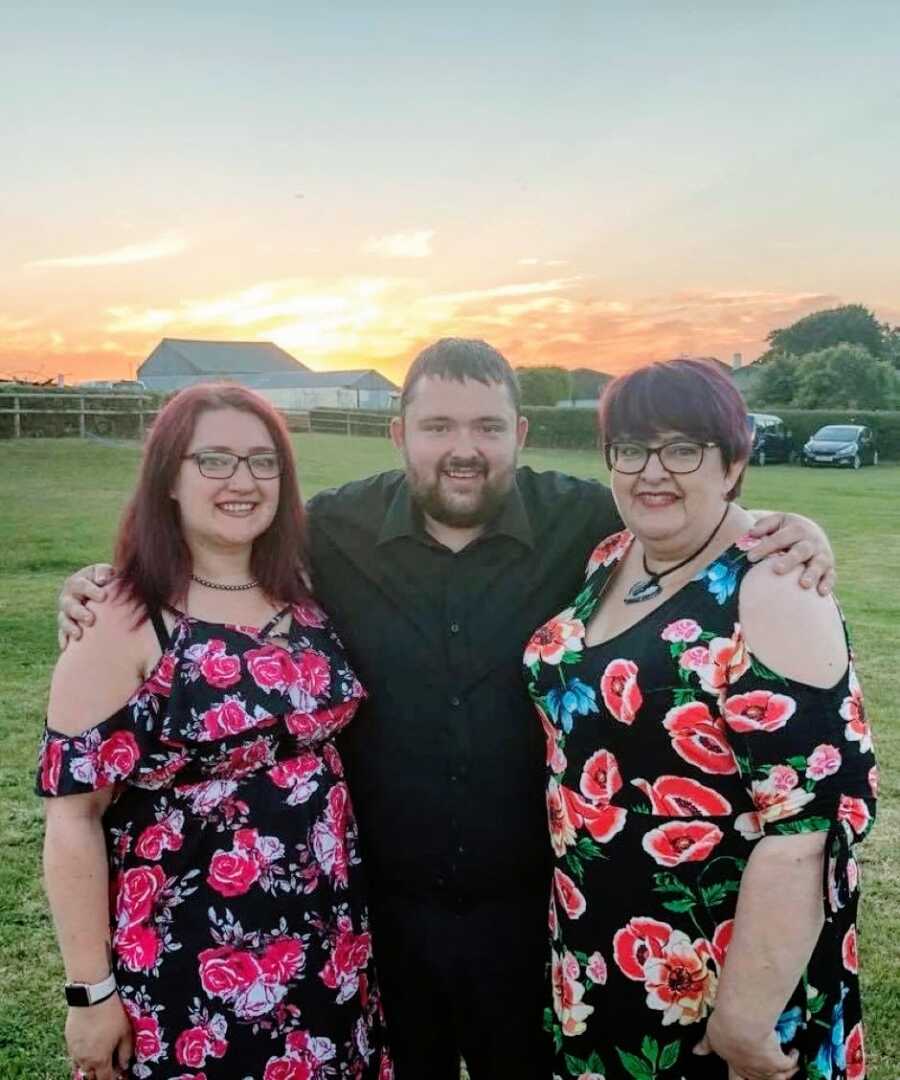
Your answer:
[605,440,718,475]
[184,450,283,479]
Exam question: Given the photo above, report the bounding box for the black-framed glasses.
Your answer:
[184,450,283,479]
[605,440,718,475]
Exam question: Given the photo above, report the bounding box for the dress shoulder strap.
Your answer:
[149,608,172,651]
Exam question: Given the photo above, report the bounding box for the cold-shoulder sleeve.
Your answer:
[720,651,877,845]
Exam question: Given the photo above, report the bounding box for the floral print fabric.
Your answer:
[524,531,876,1080]
[37,603,392,1079]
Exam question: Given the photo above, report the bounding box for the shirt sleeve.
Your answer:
[36,707,148,798]
[721,656,877,845]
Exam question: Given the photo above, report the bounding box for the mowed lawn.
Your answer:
[1,434,898,1079]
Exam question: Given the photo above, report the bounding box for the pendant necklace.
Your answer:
[191,573,259,592]
[624,504,731,605]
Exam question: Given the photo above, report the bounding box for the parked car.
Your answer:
[801,424,879,469]
[747,413,793,465]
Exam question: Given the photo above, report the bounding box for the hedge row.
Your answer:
[521,406,900,460]
[0,388,165,439]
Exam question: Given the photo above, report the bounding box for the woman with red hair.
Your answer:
[37,385,391,1080]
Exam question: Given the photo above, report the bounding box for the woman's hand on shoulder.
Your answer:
[49,583,155,738]
[58,563,116,650]
[740,558,848,689]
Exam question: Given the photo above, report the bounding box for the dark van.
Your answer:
[747,413,793,466]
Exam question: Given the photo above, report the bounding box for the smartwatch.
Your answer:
[64,972,117,1007]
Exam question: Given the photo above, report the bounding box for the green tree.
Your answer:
[793,344,894,409]
[749,352,800,407]
[880,324,900,371]
[517,366,573,406]
[765,304,884,359]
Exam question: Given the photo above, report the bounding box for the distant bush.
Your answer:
[521,405,900,460]
[0,387,165,439]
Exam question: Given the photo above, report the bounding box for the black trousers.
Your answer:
[369,888,553,1080]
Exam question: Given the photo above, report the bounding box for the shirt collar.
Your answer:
[376,475,535,550]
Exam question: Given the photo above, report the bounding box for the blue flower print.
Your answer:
[545,678,598,734]
[814,988,847,1079]
[695,559,739,605]
[775,1005,804,1044]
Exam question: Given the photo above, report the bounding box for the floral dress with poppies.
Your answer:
[523,530,877,1080]
[36,601,392,1080]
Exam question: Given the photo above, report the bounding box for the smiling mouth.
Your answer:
[442,466,485,481]
[216,502,257,515]
[635,492,680,505]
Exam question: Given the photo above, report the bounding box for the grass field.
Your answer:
[1,434,898,1079]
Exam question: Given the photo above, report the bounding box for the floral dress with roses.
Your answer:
[37,602,392,1080]
[523,531,877,1080]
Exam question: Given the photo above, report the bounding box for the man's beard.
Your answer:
[406,455,516,529]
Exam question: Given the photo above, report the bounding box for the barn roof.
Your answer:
[140,338,309,376]
[244,369,399,391]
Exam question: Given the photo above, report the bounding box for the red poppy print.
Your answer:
[642,820,723,866]
[842,926,859,973]
[546,779,580,856]
[600,658,642,725]
[551,949,594,1037]
[722,690,796,734]
[838,795,871,836]
[538,704,567,775]
[523,608,586,667]
[613,917,673,981]
[841,670,872,753]
[643,931,717,1025]
[585,529,632,576]
[631,775,731,816]
[845,1022,865,1080]
[711,919,733,969]
[554,868,587,919]
[577,795,628,844]
[662,702,738,775]
[579,748,622,804]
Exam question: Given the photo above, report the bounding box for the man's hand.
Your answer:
[746,512,835,595]
[695,1023,799,1080]
[58,564,116,650]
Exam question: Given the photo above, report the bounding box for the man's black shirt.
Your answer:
[307,466,621,906]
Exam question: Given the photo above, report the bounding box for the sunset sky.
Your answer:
[3,2,900,384]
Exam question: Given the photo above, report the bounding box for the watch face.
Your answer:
[65,984,92,1007]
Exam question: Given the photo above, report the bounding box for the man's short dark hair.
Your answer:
[400,338,521,414]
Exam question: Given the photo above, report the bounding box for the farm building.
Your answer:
[138,338,398,409]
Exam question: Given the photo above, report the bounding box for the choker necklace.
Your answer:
[191,573,259,592]
[624,505,731,605]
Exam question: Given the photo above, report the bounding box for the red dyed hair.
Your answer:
[114,383,309,617]
[598,359,752,499]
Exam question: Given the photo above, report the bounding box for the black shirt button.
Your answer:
[450,774,458,783]
[436,875,446,889]
[450,695,461,707]
[449,621,460,634]
[457,843,465,855]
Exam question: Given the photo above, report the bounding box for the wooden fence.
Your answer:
[0,395,394,441]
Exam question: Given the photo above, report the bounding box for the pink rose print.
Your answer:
[264,1058,314,1080]
[198,945,261,1000]
[661,619,702,643]
[207,849,260,896]
[40,738,62,795]
[553,868,586,920]
[295,650,331,697]
[135,812,185,861]
[175,1024,228,1069]
[115,922,162,972]
[679,645,709,672]
[201,697,255,740]
[245,646,298,693]
[199,641,242,689]
[269,751,323,805]
[292,599,327,628]
[600,658,642,725]
[259,938,306,984]
[144,651,176,695]
[320,919,372,1003]
[523,609,586,667]
[122,999,167,1065]
[806,744,843,781]
[97,730,141,782]
[116,865,166,925]
[641,820,723,867]
[722,690,796,734]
